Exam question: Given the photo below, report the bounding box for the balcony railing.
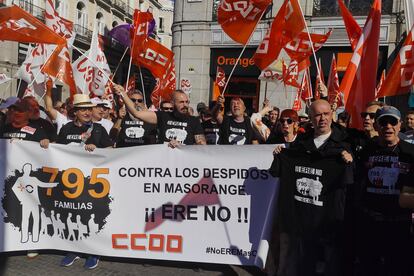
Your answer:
[17,0,45,21]
[74,24,93,43]
[313,0,394,17]
[112,0,127,12]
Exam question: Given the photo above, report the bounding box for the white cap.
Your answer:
[91,97,104,106]
[102,99,112,109]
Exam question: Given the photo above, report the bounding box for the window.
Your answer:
[159,17,164,33]
[55,0,67,18]
[76,1,88,34]
[96,12,105,35]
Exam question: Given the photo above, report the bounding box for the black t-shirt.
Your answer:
[358,140,414,219]
[116,113,157,147]
[269,128,353,237]
[57,122,113,148]
[219,115,258,145]
[156,111,204,145]
[1,122,48,142]
[201,119,220,145]
[31,118,57,142]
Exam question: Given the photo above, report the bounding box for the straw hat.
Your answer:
[73,94,96,108]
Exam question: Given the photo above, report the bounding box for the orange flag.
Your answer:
[150,62,176,107]
[0,5,65,45]
[340,0,381,128]
[338,0,362,51]
[375,69,386,98]
[130,10,154,54]
[282,60,300,88]
[292,87,302,111]
[327,54,342,106]
[126,75,136,93]
[159,62,176,100]
[218,0,271,44]
[213,66,226,100]
[151,78,161,107]
[284,30,332,63]
[313,59,325,100]
[300,69,313,102]
[42,43,77,95]
[377,24,414,97]
[134,38,174,79]
[253,0,306,70]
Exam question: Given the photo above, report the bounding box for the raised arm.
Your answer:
[212,95,225,125]
[113,84,157,124]
[44,80,58,121]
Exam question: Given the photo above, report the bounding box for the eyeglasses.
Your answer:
[131,98,143,103]
[361,112,376,119]
[378,116,399,127]
[162,107,173,111]
[280,118,294,124]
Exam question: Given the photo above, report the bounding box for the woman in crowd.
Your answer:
[266,109,299,145]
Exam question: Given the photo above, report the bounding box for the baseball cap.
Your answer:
[375,106,401,121]
[0,96,19,110]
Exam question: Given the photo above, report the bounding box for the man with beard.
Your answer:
[115,89,156,147]
[114,85,206,147]
[216,96,259,145]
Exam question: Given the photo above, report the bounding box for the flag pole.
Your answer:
[138,65,147,107]
[111,47,129,81]
[297,3,322,79]
[264,81,268,99]
[221,8,269,96]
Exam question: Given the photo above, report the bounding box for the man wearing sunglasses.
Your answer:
[115,90,157,148]
[160,101,174,112]
[114,85,206,147]
[356,106,414,275]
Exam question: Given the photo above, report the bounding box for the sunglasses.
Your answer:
[131,98,143,103]
[361,112,376,119]
[280,118,294,124]
[378,116,399,127]
[162,107,173,111]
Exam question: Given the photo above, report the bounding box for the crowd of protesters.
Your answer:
[1,81,414,275]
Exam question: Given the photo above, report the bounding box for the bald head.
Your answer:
[172,90,189,115]
[310,100,333,136]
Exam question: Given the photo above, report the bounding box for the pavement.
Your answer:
[0,250,267,276]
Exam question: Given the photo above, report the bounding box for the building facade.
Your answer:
[0,0,174,101]
[172,0,408,113]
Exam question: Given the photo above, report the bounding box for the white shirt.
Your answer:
[55,111,71,134]
[313,131,331,149]
[96,118,114,134]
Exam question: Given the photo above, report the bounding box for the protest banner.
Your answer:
[0,140,278,268]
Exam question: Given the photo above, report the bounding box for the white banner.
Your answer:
[0,141,278,268]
